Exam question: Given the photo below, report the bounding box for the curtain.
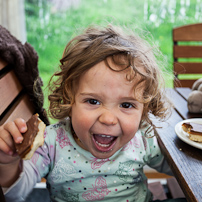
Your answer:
[0,0,26,43]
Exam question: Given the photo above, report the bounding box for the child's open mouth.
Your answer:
[92,134,117,152]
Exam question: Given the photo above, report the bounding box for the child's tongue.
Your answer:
[93,134,115,145]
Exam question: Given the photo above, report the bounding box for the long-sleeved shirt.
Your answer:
[5,118,172,202]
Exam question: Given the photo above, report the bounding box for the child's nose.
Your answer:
[99,109,118,125]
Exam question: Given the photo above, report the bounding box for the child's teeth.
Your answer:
[95,141,110,147]
[101,135,111,138]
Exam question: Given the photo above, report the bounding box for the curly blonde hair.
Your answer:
[48,24,171,135]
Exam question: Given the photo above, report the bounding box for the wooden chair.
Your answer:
[0,57,49,125]
[0,58,35,125]
[173,23,202,88]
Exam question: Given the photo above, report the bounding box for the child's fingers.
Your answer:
[3,121,24,144]
[0,129,17,151]
[0,134,13,155]
[14,118,27,133]
[0,118,26,156]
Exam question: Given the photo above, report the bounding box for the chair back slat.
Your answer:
[0,58,7,70]
[0,59,35,125]
[173,23,202,88]
[173,23,202,41]
[0,69,23,115]
[174,46,202,58]
[174,63,202,74]
[0,94,35,125]
[174,79,196,88]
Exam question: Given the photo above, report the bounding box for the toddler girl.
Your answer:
[0,24,181,202]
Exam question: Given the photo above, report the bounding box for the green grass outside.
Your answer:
[25,0,202,118]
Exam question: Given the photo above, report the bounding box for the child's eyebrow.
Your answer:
[79,92,138,102]
[119,97,138,102]
[79,92,102,99]
[79,92,96,96]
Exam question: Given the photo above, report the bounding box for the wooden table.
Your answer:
[153,88,202,202]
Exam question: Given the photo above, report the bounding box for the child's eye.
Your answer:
[120,102,134,109]
[87,99,100,105]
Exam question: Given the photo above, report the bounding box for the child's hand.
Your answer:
[0,118,27,164]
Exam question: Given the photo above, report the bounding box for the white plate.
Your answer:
[175,118,202,150]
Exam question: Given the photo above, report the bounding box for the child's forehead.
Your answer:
[106,55,145,73]
[80,59,145,93]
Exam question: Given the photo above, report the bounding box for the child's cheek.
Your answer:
[72,111,93,134]
[123,118,140,137]
[80,115,93,131]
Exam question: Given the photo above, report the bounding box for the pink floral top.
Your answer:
[5,118,172,202]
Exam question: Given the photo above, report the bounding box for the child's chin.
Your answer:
[91,148,116,159]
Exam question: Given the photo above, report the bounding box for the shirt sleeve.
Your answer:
[4,127,53,202]
[4,160,41,202]
[142,130,173,176]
